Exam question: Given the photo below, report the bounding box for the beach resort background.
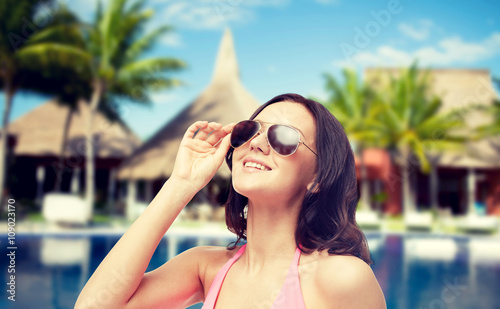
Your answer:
[1,0,500,308]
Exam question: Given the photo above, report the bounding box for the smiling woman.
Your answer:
[75,93,386,309]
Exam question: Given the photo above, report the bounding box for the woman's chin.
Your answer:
[232,182,271,199]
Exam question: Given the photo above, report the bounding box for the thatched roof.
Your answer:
[5,99,142,159]
[364,68,500,168]
[116,29,261,180]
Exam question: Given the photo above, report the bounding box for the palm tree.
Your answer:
[0,0,90,205]
[375,63,466,214]
[322,69,387,211]
[27,5,93,193]
[474,77,500,137]
[30,0,185,211]
[3,0,184,214]
[80,0,185,211]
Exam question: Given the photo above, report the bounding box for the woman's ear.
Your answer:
[306,179,320,193]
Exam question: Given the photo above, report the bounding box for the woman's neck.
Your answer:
[240,197,302,273]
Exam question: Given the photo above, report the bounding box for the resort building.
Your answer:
[116,29,260,218]
[362,68,500,216]
[4,30,499,221]
[4,100,141,210]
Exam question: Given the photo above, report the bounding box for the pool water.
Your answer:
[1,233,499,309]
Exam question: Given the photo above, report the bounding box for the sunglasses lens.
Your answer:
[231,121,260,148]
[268,125,300,156]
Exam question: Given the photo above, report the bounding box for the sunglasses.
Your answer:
[230,120,318,157]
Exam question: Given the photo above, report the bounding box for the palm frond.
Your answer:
[124,25,173,63]
[27,24,86,47]
[119,58,186,78]
[16,43,91,73]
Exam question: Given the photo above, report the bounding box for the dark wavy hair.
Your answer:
[224,93,372,265]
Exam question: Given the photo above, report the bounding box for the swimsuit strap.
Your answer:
[292,246,301,266]
[271,247,307,309]
[201,244,246,308]
[202,244,306,309]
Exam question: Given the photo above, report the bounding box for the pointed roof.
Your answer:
[6,100,142,159]
[116,29,261,180]
[364,68,500,168]
[211,28,240,85]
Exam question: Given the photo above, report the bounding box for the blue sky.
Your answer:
[2,0,500,140]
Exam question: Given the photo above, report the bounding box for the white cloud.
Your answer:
[69,0,287,32]
[334,32,500,68]
[160,32,183,47]
[157,0,289,30]
[399,20,434,41]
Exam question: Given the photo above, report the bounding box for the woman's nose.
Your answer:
[249,131,270,154]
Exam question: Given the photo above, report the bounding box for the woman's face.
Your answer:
[231,101,318,203]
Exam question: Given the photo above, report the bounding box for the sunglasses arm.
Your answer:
[301,141,318,156]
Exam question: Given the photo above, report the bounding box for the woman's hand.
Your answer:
[170,121,235,192]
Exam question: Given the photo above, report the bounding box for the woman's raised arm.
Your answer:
[75,121,235,309]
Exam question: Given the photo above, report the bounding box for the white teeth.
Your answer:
[244,161,269,171]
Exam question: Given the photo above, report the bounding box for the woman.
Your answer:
[76,93,386,309]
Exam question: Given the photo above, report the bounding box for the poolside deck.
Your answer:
[4,215,500,239]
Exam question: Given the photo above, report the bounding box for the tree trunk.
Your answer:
[358,146,371,211]
[0,87,14,208]
[429,161,438,213]
[86,79,102,216]
[54,107,75,192]
[402,148,415,213]
[467,167,477,216]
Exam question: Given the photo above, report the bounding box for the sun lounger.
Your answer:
[356,210,382,230]
[456,214,499,234]
[42,193,92,225]
[404,212,433,231]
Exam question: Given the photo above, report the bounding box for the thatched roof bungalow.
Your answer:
[363,68,500,215]
[116,29,260,211]
[3,99,141,208]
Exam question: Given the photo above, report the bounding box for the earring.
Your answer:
[242,205,248,219]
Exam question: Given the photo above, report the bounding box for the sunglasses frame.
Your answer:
[230,120,318,157]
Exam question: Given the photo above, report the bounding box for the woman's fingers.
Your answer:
[192,122,221,141]
[213,133,232,164]
[182,121,209,140]
[183,121,235,147]
[205,122,235,146]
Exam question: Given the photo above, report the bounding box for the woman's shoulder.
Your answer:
[188,245,241,263]
[176,244,242,273]
[185,245,243,281]
[302,250,371,283]
[301,250,386,308]
[316,252,373,282]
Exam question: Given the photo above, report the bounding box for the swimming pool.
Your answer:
[1,233,499,309]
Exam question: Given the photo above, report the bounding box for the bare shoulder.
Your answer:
[302,251,386,309]
[186,245,242,291]
[186,245,240,266]
[131,245,241,308]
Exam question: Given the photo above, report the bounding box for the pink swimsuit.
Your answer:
[201,244,306,309]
